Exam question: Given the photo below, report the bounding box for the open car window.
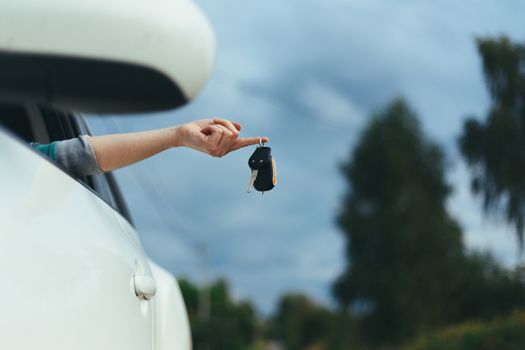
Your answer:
[0,103,133,225]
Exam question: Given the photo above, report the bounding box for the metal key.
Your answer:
[247,170,258,193]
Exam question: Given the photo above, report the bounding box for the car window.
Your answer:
[72,113,134,225]
[0,104,36,141]
[102,172,134,225]
[87,171,134,225]
[0,103,134,225]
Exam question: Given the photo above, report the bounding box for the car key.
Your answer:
[247,143,276,193]
[247,169,258,193]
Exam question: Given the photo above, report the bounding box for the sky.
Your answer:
[88,0,525,314]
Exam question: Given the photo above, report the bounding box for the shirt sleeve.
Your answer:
[31,135,102,177]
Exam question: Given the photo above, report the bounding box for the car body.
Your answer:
[0,0,216,349]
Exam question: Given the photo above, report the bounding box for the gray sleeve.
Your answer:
[55,135,102,177]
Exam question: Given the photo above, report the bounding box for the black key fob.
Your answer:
[248,146,277,193]
[248,146,272,170]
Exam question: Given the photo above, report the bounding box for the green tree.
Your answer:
[270,294,331,350]
[178,277,258,350]
[452,252,525,321]
[334,98,525,347]
[459,36,525,247]
[269,293,355,350]
[334,99,469,345]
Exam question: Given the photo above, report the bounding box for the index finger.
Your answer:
[229,136,270,152]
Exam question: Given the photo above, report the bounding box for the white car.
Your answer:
[0,0,215,349]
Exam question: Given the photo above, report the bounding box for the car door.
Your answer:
[0,104,155,350]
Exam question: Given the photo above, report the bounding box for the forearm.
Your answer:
[31,118,266,177]
[88,127,179,172]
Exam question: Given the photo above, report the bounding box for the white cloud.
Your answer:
[297,80,364,129]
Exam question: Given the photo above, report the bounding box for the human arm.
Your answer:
[88,118,268,172]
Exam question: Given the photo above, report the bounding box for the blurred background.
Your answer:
[87,0,525,349]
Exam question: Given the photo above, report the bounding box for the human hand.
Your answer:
[174,118,269,157]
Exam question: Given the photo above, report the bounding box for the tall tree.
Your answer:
[459,36,525,247]
[333,99,467,345]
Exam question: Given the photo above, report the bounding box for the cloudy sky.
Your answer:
[88,0,524,314]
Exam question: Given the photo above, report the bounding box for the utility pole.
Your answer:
[197,242,210,322]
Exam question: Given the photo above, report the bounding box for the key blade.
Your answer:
[246,170,258,193]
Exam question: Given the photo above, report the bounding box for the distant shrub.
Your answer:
[403,310,525,350]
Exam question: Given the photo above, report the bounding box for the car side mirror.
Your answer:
[0,0,215,114]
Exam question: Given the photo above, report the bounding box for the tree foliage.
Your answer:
[459,36,525,246]
[178,278,258,350]
[334,98,525,346]
[403,309,525,350]
[269,293,356,350]
[271,294,336,350]
[334,99,465,344]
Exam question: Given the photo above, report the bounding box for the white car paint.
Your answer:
[0,0,211,347]
[150,261,193,350]
[0,127,191,349]
[116,213,193,349]
[0,0,216,100]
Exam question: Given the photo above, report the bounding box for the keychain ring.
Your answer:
[259,138,264,147]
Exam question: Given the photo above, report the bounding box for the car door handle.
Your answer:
[133,274,157,300]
